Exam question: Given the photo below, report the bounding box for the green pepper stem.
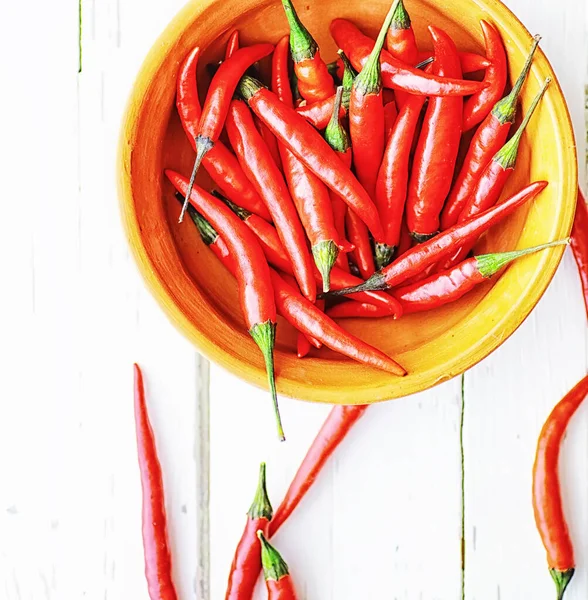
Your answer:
[354,0,401,95]
[175,192,219,245]
[324,86,349,153]
[475,238,569,278]
[374,242,396,270]
[249,320,284,441]
[492,34,541,124]
[247,463,273,521]
[239,74,265,101]
[338,50,357,111]
[390,0,411,31]
[494,77,550,169]
[281,0,317,62]
[319,272,388,298]
[550,568,575,600]
[257,531,290,581]
[213,191,252,221]
[179,135,214,223]
[313,240,339,292]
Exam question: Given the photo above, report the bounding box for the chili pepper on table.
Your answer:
[322,180,548,296]
[225,463,273,600]
[405,26,464,241]
[330,18,485,96]
[258,532,298,599]
[441,77,550,270]
[441,35,541,229]
[375,92,426,268]
[133,364,178,600]
[571,188,588,318]
[226,98,316,301]
[417,50,491,74]
[281,0,335,103]
[327,301,393,319]
[225,30,240,59]
[176,47,272,222]
[166,170,284,440]
[271,270,406,374]
[533,374,588,600]
[392,240,568,314]
[462,20,508,131]
[178,43,274,221]
[239,75,385,241]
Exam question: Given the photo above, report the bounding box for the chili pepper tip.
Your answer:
[550,568,575,600]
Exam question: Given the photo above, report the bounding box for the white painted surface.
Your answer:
[0,0,586,598]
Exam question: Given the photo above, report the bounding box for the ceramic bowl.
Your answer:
[118,0,577,403]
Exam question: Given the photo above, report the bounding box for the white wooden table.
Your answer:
[2,0,587,598]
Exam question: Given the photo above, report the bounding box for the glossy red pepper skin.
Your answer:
[383,100,398,140]
[225,30,240,59]
[226,99,316,301]
[376,94,426,249]
[269,405,368,535]
[463,21,507,131]
[134,364,178,600]
[176,47,272,221]
[297,332,312,358]
[258,533,298,600]
[331,19,485,97]
[346,210,375,278]
[325,181,548,295]
[271,271,406,375]
[327,302,392,319]
[240,77,385,241]
[417,50,491,74]
[272,35,294,108]
[267,578,298,600]
[255,115,283,171]
[395,219,413,257]
[406,27,463,239]
[296,94,346,130]
[331,194,351,272]
[533,375,588,599]
[571,188,588,318]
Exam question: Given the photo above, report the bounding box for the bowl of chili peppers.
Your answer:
[119,0,577,417]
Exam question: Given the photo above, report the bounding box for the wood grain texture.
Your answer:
[0,0,586,599]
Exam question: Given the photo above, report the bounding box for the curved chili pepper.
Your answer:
[225,30,240,59]
[442,78,550,269]
[406,26,463,241]
[269,405,368,535]
[327,302,392,319]
[258,532,298,600]
[440,35,541,229]
[346,209,375,279]
[375,93,426,266]
[165,170,284,440]
[330,19,485,97]
[571,188,588,318]
[323,180,548,295]
[254,114,283,171]
[383,100,398,140]
[239,75,385,241]
[133,364,178,600]
[533,375,588,600]
[417,50,491,74]
[176,47,272,221]
[272,271,405,374]
[296,331,312,358]
[225,463,273,600]
[281,0,335,103]
[462,21,508,131]
[272,35,294,108]
[392,240,568,314]
[395,218,413,257]
[226,98,316,301]
[179,43,274,221]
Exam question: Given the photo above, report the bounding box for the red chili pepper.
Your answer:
[295,93,346,129]
[269,405,368,535]
[571,188,588,319]
[533,375,588,600]
[383,100,398,141]
[254,115,283,171]
[331,19,485,97]
[225,30,240,59]
[166,170,284,440]
[440,35,541,229]
[346,210,375,279]
[350,0,402,201]
[417,50,492,74]
[375,93,426,266]
[443,78,550,269]
[296,331,312,358]
[225,463,273,600]
[392,240,568,314]
[395,218,413,257]
[272,35,294,108]
[271,270,406,374]
[239,75,385,241]
[133,364,178,600]
[281,0,335,103]
[226,98,316,302]
[405,26,463,241]
[327,302,393,319]
[179,43,274,221]
[176,47,272,221]
[323,181,548,295]
[257,532,298,600]
[462,20,508,131]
